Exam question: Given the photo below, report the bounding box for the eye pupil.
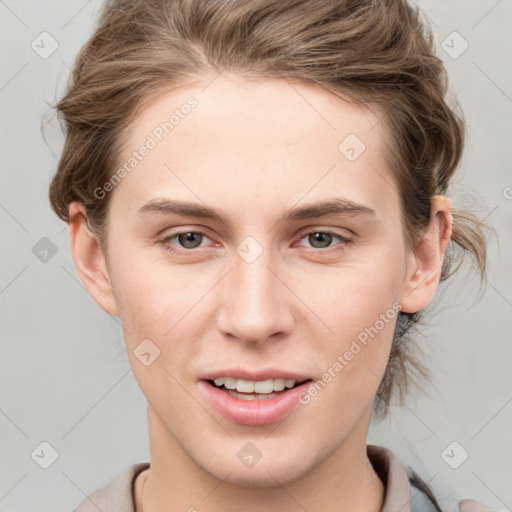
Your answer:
[178,232,202,248]
[309,232,332,248]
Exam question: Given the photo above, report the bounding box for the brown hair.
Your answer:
[48,0,493,418]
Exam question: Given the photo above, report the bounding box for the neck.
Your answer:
[137,405,385,512]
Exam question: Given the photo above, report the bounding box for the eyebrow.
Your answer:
[136,197,376,224]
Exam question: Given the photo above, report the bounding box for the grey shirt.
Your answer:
[73,444,494,512]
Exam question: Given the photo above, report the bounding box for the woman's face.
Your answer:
[87,75,422,486]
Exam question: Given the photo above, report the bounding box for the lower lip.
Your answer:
[198,380,313,426]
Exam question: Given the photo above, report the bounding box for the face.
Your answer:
[80,74,422,486]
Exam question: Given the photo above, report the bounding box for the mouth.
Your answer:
[205,377,312,401]
[199,376,315,426]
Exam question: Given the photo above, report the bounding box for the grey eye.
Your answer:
[306,232,335,249]
[177,232,205,249]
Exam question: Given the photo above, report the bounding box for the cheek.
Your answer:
[302,249,403,334]
[107,246,187,341]
[108,246,222,384]
[108,250,204,408]
[295,252,403,401]
[299,296,398,427]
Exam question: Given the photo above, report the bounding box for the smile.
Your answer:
[199,378,314,425]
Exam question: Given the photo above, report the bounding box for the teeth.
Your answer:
[212,377,299,393]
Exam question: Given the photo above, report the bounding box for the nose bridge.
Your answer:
[218,237,292,343]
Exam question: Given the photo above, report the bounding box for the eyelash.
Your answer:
[159,229,352,255]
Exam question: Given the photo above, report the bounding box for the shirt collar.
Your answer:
[367,443,413,512]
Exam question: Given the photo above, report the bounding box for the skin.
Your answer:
[68,73,452,512]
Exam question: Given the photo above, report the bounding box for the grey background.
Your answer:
[1,1,511,511]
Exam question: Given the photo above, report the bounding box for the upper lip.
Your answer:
[199,368,313,383]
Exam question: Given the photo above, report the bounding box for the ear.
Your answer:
[400,195,453,313]
[68,202,119,316]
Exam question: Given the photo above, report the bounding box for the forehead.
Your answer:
[127,74,384,153]
[110,74,397,219]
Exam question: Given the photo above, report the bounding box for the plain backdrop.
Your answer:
[1,1,511,511]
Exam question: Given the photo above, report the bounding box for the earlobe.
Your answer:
[400,196,453,313]
[68,202,119,317]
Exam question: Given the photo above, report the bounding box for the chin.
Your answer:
[213,465,305,488]
[196,450,313,488]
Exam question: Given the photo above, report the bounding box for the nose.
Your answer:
[216,246,295,345]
